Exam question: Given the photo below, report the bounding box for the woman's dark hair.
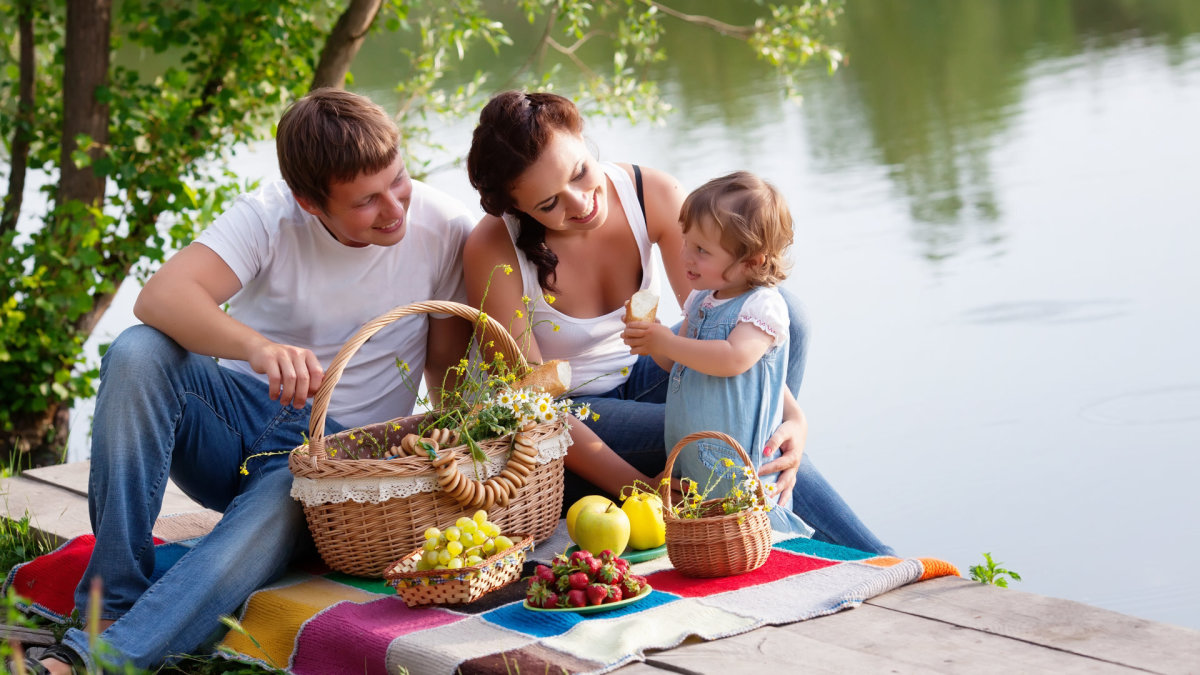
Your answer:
[466,91,585,292]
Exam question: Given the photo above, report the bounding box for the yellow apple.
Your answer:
[566,495,615,542]
[622,492,666,550]
[573,502,630,557]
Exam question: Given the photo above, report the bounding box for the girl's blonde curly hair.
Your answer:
[680,171,793,287]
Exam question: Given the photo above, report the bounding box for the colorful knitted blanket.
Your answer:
[4,525,957,674]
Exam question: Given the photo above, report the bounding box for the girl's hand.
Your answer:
[621,320,673,356]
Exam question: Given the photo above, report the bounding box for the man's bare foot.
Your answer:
[40,659,74,675]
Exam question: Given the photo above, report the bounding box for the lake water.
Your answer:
[65,1,1200,629]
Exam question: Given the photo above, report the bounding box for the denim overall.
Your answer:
[664,288,814,536]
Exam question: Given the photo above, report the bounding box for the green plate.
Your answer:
[565,543,667,564]
[523,584,653,613]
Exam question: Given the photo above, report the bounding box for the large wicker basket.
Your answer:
[289,301,566,577]
[663,431,772,578]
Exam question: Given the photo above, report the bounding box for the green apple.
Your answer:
[566,494,615,542]
[573,502,631,557]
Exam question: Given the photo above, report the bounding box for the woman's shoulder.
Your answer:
[608,163,685,239]
[607,162,680,195]
[464,214,516,261]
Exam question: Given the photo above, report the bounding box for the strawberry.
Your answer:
[569,550,592,567]
[595,561,622,585]
[534,564,555,584]
[614,558,630,575]
[527,580,554,608]
[555,572,572,592]
[567,571,590,591]
[622,574,645,597]
[541,591,560,609]
[585,583,610,606]
[586,557,602,577]
[565,589,588,608]
[598,549,617,564]
[605,585,624,603]
[550,553,573,578]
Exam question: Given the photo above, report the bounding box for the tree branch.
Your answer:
[311,0,383,90]
[644,0,753,40]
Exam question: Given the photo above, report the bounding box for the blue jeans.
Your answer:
[62,325,343,669]
[574,288,894,556]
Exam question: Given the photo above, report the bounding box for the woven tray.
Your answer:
[384,534,534,606]
[289,300,565,577]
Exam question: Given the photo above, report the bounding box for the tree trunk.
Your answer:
[20,0,113,462]
[59,0,111,208]
[311,0,383,90]
[1,0,36,236]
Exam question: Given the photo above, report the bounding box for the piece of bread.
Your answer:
[515,359,572,398]
[624,289,659,323]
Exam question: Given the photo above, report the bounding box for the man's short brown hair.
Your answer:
[276,88,399,210]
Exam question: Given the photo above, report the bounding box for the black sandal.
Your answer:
[14,644,85,674]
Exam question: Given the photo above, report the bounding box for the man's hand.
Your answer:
[247,340,324,408]
[759,417,807,504]
[622,320,673,357]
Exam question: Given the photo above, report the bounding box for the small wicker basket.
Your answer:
[384,534,534,606]
[663,431,772,578]
[289,301,565,577]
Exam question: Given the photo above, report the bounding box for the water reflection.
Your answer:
[800,0,1200,260]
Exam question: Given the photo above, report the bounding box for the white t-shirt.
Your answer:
[195,179,474,428]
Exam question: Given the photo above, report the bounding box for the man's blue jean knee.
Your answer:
[73,324,338,668]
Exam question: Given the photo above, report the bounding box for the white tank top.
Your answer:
[502,163,659,395]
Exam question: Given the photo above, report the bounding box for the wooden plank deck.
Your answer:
[3,462,1198,673]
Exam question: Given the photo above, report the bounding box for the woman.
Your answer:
[464,91,892,554]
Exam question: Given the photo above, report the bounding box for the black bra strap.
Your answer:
[633,164,648,225]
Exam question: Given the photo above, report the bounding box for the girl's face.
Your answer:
[681,218,751,298]
[509,130,608,232]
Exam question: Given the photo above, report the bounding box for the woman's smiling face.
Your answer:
[509,130,608,232]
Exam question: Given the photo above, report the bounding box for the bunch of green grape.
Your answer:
[415,510,517,571]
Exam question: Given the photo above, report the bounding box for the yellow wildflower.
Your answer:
[620,367,630,376]
[544,294,556,304]
[514,309,524,319]
[552,324,561,332]
[721,458,734,467]
[521,295,532,305]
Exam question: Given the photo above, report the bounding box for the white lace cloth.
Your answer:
[290,429,571,506]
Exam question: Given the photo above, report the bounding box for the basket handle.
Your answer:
[308,300,530,455]
[661,430,768,514]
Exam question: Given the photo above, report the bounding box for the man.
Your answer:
[35,88,474,673]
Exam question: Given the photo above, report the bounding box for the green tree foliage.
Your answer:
[0,0,842,462]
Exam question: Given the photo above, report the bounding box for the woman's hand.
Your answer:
[759,416,807,504]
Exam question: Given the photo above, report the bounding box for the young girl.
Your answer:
[622,171,813,535]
